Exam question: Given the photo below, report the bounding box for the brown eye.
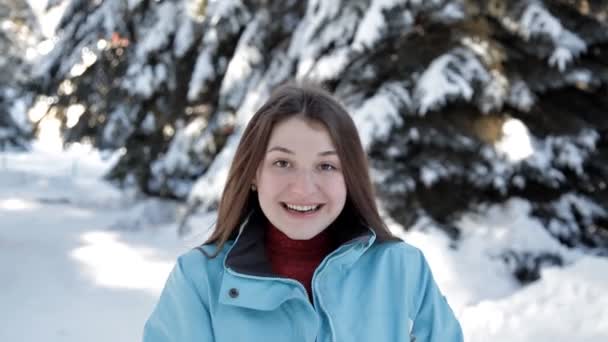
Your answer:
[319,163,337,171]
[273,160,290,168]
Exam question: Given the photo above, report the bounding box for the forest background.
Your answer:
[1,0,607,341]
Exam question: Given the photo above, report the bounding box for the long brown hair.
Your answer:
[204,82,398,256]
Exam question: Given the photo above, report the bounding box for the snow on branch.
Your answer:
[188,44,217,101]
[188,0,251,101]
[148,117,208,197]
[134,1,178,59]
[414,47,490,114]
[481,128,600,192]
[350,81,411,149]
[352,0,410,50]
[518,2,587,71]
[430,1,465,23]
[547,193,607,245]
[127,0,144,11]
[102,105,139,147]
[174,19,196,58]
[219,11,267,110]
[289,0,359,80]
[507,79,535,112]
[122,63,168,99]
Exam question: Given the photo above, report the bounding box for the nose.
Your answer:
[290,169,318,196]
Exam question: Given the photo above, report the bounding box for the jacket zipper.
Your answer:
[311,244,358,342]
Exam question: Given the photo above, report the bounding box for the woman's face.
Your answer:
[254,116,347,240]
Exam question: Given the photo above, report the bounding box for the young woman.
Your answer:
[143,84,463,341]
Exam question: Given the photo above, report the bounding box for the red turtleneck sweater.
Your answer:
[266,223,334,301]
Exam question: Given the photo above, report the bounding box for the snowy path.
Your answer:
[1,200,153,341]
[0,147,190,342]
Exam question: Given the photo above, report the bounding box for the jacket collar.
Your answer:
[223,208,275,277]
[219,207,376,310]
[223,207,374,277]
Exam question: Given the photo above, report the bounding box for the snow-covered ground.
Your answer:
[0,144,213,342]
[1,145,607,341]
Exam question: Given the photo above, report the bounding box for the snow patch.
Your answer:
[111,198,180,231]
[494,118,534,162]
[462,255,608,341]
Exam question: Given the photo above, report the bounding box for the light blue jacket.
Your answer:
[143,211,463,342]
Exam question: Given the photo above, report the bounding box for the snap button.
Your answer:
[228,288,239,298]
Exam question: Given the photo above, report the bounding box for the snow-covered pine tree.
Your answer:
[0,0,38,150]
[36,0,607,282]
[363,0,608,281]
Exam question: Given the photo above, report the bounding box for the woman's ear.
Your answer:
[251,172,258,191]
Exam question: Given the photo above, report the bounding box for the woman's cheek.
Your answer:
[321,174,345,190]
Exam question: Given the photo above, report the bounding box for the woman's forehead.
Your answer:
[266,117,337,154]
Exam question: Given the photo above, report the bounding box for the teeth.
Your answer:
[285,203,320,212]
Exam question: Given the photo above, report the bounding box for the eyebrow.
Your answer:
[267,146,337,156]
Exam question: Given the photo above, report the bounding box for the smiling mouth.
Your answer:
[281,202,324,213]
